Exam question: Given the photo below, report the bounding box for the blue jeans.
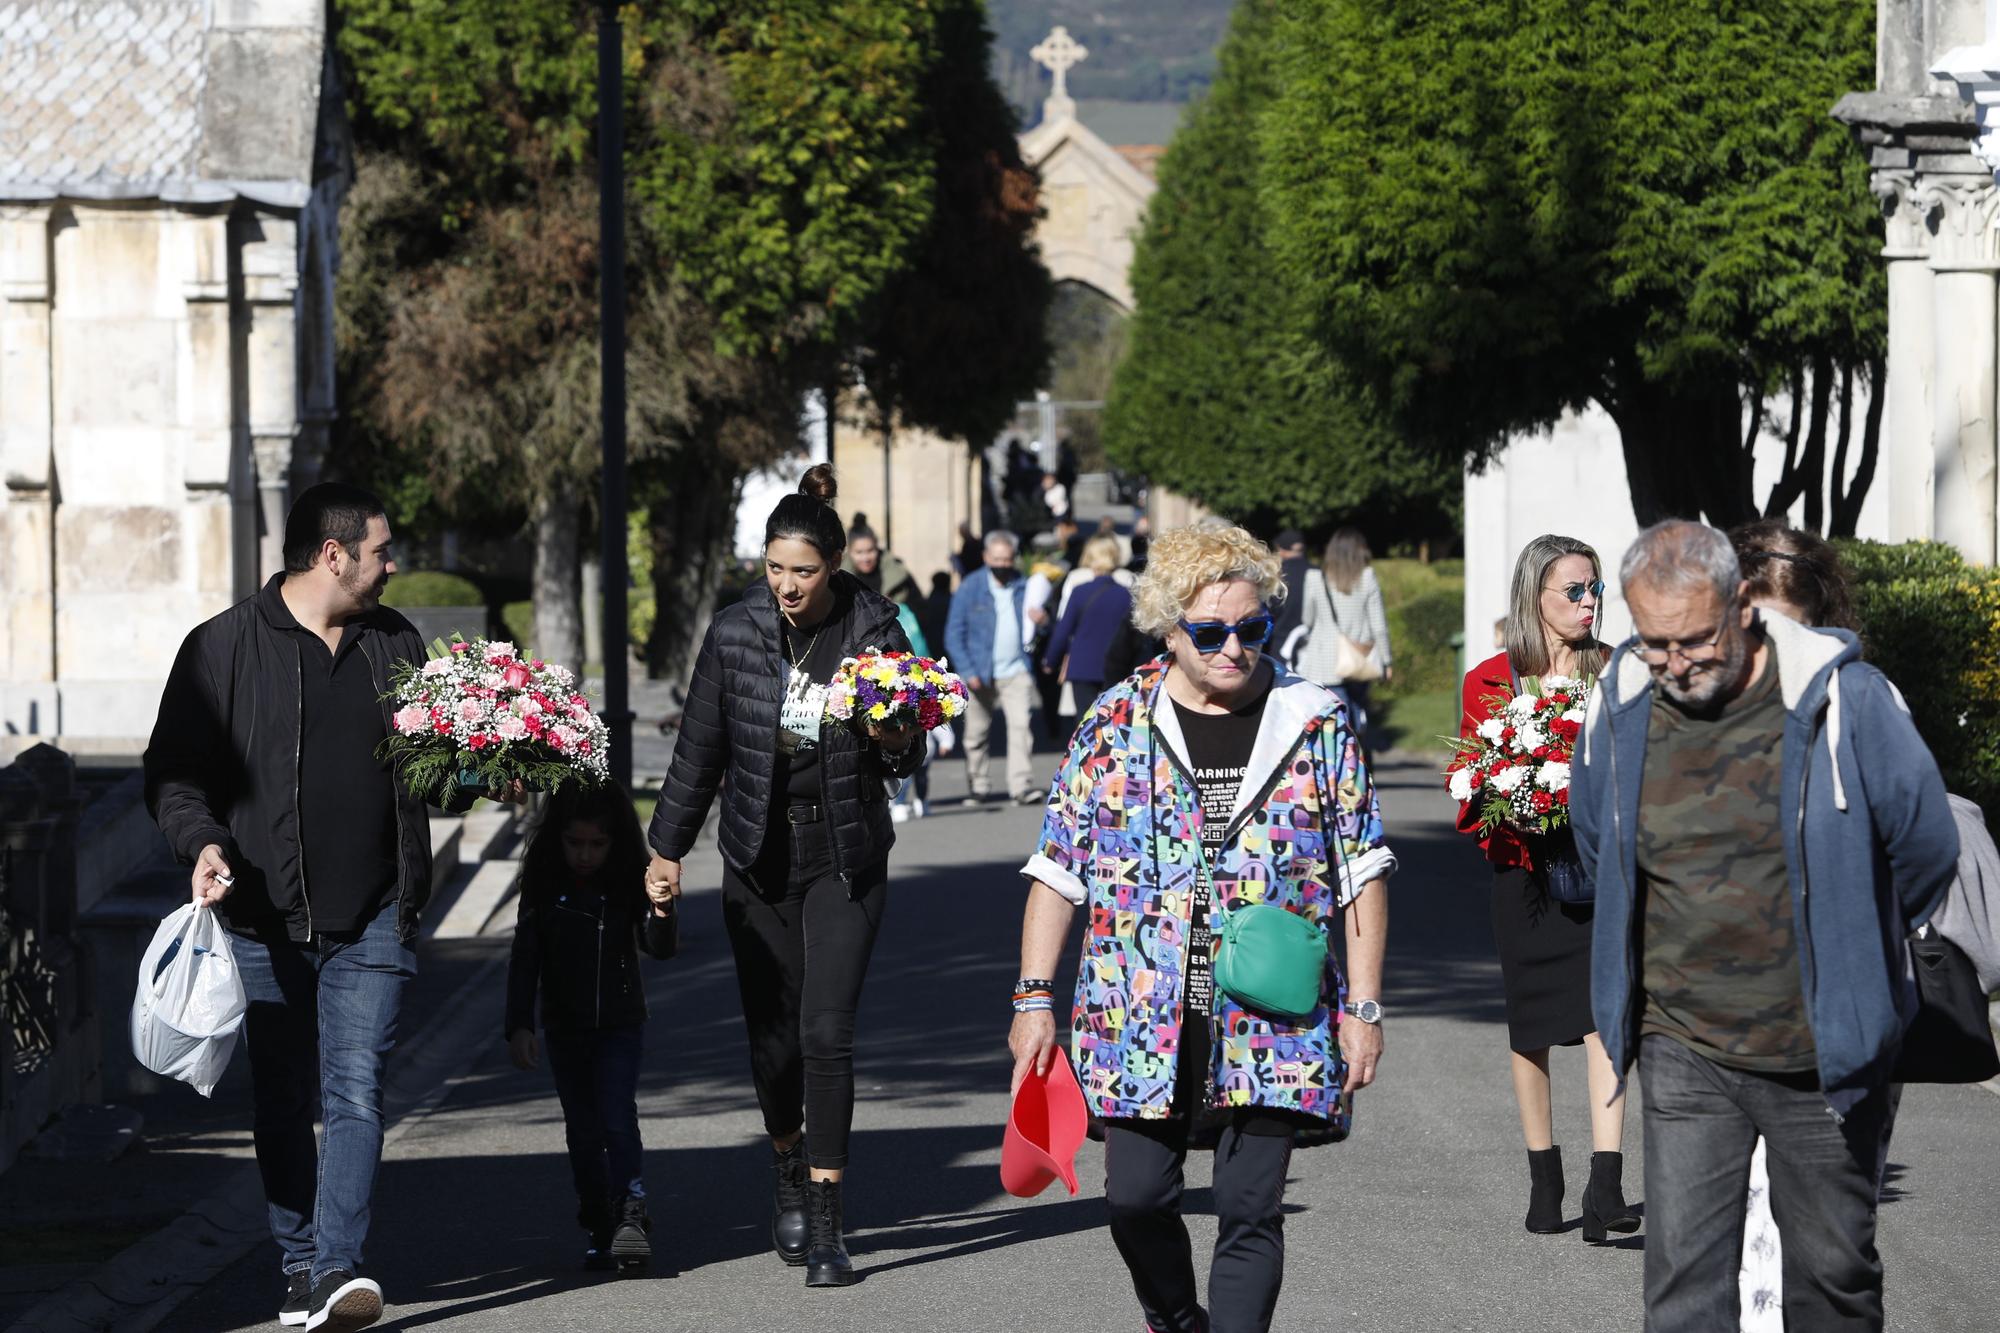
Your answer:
[233,907,415,1283]
[1639,1034,1896,1332]
[545,1023,646,1217]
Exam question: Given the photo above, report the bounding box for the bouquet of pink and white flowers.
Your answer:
[378,636,609,804]
[1445,674,1590,836]
[823,652,969,733]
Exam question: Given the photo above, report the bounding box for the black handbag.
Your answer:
[1892,927,2000,1084]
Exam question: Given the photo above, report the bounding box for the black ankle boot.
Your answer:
[804,1179,855,1288]
[1581,1150,1641,1242]
[580,1198,615,1272]
[1525,1146,1565,1234]
[609,1194,652,1274]
[772,1142,810,1266]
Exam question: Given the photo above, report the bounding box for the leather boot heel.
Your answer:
[1525,1146,1565,1234]
[771,1143,810,1266]
[804,1179,856,1288]
[1581,1150,1641,1243]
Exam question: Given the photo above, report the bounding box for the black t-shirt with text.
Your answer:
[773,588,855,809]
[1172,679,1271,1022]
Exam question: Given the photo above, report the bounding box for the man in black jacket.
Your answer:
[144,483,445,1332]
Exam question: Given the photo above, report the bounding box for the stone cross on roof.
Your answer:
[1032,25,1088,122]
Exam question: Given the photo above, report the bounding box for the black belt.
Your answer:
[785,803,823,825]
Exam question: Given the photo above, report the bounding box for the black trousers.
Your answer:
[721,818,888,1170]
[1103,1021,1297,1333]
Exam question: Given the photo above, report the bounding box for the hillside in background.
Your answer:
[988,0,1233,119]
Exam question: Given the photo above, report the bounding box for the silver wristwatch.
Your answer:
[1343,998,1384,1024]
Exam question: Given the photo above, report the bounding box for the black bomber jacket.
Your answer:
[143,573,461,945]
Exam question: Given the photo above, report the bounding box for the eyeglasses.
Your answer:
[1176,613,1274,654]
[1545,579,1606,604]
[1632,630,1729,668]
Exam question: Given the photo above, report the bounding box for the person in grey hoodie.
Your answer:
[1572,520,1957,1333]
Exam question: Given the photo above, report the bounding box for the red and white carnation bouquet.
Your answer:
[1444,673,1590,835]
[378,637,609,803]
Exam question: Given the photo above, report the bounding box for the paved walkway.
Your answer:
[143,753,2000,1331]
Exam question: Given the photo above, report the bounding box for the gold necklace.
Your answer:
[783,617,825,671]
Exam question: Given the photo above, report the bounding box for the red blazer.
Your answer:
[1456,650,1533,871]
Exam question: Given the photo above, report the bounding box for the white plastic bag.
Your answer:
[130,902,246,1097]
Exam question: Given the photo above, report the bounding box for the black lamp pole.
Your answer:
[596,0,632,791]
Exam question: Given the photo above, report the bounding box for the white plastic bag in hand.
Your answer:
[130,902,246,1097]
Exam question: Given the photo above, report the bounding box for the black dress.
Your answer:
[1489,835,1595,1053]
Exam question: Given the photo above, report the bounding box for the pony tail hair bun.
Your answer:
[799,464,838,506]
[765,463,847,562]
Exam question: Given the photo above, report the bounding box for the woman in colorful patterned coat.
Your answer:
[1007,521,1395,1333]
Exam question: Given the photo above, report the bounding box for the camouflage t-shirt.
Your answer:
[1637,657,1816,1073]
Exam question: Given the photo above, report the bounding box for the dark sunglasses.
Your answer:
[1176,613,1274,654]
[1546,579,1606,604]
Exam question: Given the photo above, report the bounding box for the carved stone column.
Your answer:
[240,211,303,584]
[1923,175,2000,562]
[1875,170,1939,541]
[0,207,56,730]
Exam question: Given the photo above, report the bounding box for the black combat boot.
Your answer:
[772,1141,810,1266]
[803,1179,855,1288]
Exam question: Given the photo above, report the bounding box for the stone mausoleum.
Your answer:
[0,0,345,748]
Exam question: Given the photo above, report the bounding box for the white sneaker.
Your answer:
[911,797,927,819]
[890,803,912,824]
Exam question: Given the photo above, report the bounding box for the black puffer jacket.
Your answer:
[144,574,457,946]
[648,573,922,885]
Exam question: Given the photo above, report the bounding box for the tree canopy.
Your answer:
[1102,0,1458,541]
[1260,0,1885,529]
[333,0,1049,676]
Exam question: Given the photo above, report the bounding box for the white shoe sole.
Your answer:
[305,1276,383,1331]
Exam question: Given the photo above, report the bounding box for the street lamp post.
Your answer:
[597,0,633,790]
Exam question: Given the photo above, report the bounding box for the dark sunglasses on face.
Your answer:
[1546,579,1606,604]
[1176,613,1274,654]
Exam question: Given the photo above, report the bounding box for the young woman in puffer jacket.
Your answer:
[505,783,677,1274]
[643,464,924,1288]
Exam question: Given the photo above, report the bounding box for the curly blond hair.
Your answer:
[1131,518,1285,636]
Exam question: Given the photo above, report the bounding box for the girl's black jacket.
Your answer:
[505,875,677,1035]
[646,572,923,889]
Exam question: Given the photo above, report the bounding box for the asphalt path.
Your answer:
[158,751,1999,1332]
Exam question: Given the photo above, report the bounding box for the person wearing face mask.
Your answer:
[645,464,923,1289]
[945,529,1039,806]
[1455,534,1636,1244]
[1010,519,1393,1333]
[1573,521,1958,1333]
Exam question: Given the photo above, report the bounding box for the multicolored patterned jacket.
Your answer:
[1020,659,1396,1125]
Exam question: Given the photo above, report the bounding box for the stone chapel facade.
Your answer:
[0,0,345,746]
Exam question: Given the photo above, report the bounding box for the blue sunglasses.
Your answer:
[1176,613,1275,654]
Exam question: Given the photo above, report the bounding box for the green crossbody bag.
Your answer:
[1213,900,1330,1022]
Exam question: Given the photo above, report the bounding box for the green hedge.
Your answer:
[381,570,483,608]
[1838,540,2000,817]
[1374,557,1464,698]
[501,600,535,653]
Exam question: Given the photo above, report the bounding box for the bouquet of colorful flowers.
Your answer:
[378,637,610,804]
[1445,674,1590,835]
[823,652,969,733]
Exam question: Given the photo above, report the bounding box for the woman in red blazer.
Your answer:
[1457,534,1637,1244]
